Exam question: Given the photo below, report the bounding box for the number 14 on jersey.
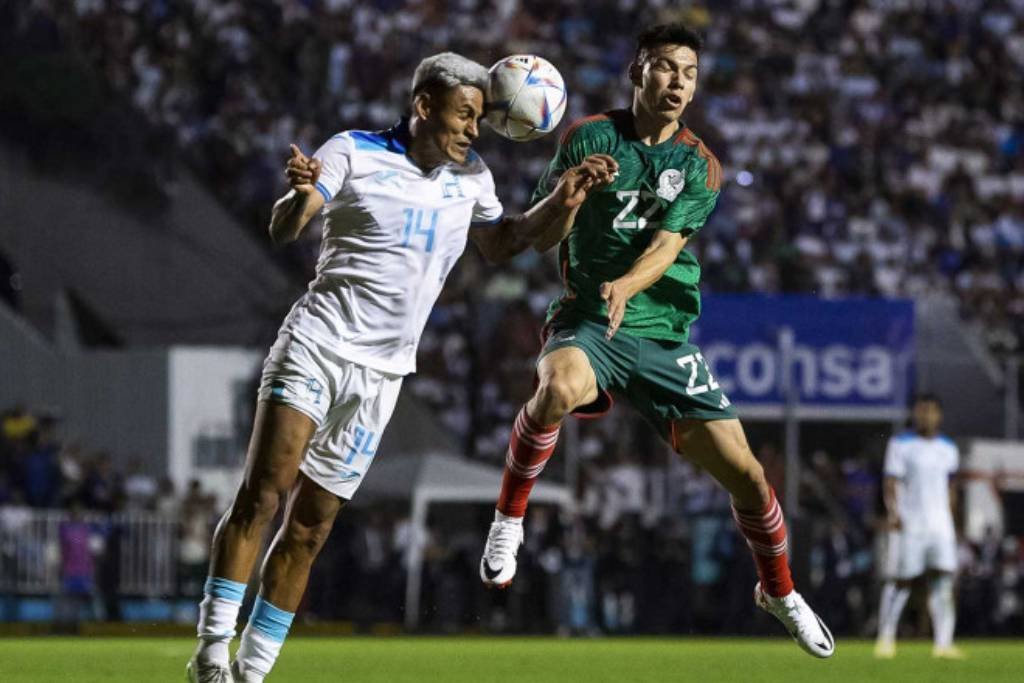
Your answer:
[401,208,438,252]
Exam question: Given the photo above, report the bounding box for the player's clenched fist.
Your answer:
[285,144,322,195]
[554,154,619,209]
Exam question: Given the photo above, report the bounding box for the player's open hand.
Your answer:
[285,144,322,195]
[557,154,619,209]
[600,279,631,339]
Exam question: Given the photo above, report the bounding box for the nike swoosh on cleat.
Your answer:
[483,561,503,580]
[814,613,835,650]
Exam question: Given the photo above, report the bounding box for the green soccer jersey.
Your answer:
[532,109,722,342]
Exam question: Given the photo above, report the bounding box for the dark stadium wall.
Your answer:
[915,297,1009,438]
[0,302,170,478]
[0,140,299,347]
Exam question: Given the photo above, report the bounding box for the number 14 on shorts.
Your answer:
[343,425,379,465]
[677,351,720,396]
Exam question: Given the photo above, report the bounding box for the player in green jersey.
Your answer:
[480,23,835,657]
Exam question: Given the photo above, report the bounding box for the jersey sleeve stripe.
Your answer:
[558,113,611,146]
[314,181,332,203]
[674,128,723,191]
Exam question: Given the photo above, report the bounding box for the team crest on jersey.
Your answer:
[656,169,685,201]
[442,173,465,199]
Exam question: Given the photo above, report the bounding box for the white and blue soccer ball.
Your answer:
[485,55,567,142]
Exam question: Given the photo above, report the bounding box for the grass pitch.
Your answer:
[0,637,1021,682]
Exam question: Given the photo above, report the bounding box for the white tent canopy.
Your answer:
[358,448,572,629]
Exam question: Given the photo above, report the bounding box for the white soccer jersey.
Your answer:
[883,431,959,536]
[279,121,504,375]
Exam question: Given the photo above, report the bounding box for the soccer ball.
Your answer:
[485,55,567,142]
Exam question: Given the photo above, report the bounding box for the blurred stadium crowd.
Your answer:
[3,402,1023,636]
[9,0,1023,347]
[2,0,1024,637]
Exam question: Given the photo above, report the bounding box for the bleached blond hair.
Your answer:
[411,52,489,100]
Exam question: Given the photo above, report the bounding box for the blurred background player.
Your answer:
[478,23,834,658]
[187,51,621,683]
[875,394,963,659]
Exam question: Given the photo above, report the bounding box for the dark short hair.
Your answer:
[634,23,704,64]
[913,392,943,409]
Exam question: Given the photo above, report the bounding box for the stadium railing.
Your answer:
[0,507,177,597]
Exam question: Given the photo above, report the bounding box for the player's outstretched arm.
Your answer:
[527,154,619,252]
[470,154,619,262]
[600,229,687,339]
[268,144,326,245]
[468,223,532,264]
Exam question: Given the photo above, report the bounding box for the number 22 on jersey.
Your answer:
[612,190,661,230]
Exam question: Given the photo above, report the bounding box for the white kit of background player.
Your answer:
[187,51,614,683]
[875,394,963,660]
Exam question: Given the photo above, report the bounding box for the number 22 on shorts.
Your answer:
[676,352,720,396]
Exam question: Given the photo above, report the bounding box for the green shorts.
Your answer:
[540,318,736,435]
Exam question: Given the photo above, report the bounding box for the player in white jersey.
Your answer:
[186,53,619,683]
[874,393,963,659]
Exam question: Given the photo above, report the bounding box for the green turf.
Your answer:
[0,637,1021,682]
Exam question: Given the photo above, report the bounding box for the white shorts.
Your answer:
[257,332,403,500]
[893,529,957,579]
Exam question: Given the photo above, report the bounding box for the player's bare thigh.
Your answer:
[210,401,317,574]
[528,346,600,424]
[241,401,317,494]
[670,417,770,510]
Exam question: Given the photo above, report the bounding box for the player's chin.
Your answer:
[447,144,471,163]
[655,103,685,122]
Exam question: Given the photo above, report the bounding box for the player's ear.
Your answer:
[628,60,643,86]
[413,91,432,120]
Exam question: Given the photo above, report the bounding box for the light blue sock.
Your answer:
[196,576,247,664]
[235,596,295,679]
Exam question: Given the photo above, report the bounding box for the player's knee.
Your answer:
[285,519,334,561]
[535,374,585,418]
[231,482,284,529]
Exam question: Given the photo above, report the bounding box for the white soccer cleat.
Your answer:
[479,518,524,588]
[755,582,835,658]
[186,657,232,683]
[932,645,967,660]
[231,659,264,682]
[874,638,896,659]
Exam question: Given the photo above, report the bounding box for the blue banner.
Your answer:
[689,295,914,410]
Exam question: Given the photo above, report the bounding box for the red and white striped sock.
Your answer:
[732,489,794,598]
[496,407,561,518]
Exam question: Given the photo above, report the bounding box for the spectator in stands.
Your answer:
[55,501,98,631]
[1,405,36,444]
[96,499,124,622]
[57,441,84,505]
[22,418,62,509]
[154,476,178,516]
[122,457,157,510]
[78,452,120,512]
[178,479,214,599]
